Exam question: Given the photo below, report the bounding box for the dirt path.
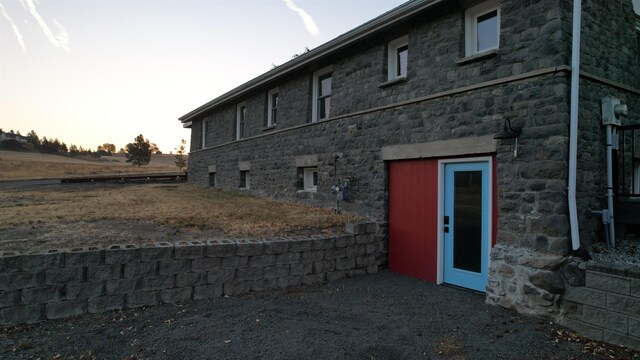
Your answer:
[1,271,636,359]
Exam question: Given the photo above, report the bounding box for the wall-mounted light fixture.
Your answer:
[494,119,522,157]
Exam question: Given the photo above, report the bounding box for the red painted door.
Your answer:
[388,159,439,282]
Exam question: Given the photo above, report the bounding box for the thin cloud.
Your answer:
[0,2,27,52]
[283,0,320,37]
[20,0,70,52]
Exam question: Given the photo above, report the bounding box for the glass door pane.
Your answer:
[453,170,482,273]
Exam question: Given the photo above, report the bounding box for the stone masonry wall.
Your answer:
[487,248,640,351]
[0,222,382,326]
[561,261,640,350]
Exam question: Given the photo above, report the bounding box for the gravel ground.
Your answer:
[2,271,637,360]
[590,238,640,266]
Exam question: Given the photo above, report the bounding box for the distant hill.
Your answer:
[0,150,187,181]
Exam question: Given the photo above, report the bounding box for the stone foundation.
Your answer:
[487,244,640,350]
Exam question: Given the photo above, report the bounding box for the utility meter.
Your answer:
[601,96,627,126]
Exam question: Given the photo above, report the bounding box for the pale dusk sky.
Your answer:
[1,0,639,153]
[0,0,407,152]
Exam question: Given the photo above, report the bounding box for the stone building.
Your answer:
[180,0,639,334]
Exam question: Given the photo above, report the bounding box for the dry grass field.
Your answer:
[0,182,357,253]
[0,151,180,180]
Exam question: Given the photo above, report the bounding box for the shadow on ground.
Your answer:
[1,271,637,360]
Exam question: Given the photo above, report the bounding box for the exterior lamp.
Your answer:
[494,119,522,157]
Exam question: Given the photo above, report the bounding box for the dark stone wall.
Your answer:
[186,0,638,255]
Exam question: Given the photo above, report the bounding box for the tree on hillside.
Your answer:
[98,143,116,154]
[26,130,40,146]
[150,143,161,154]
[174,139,187,172]
[125,134,151,167]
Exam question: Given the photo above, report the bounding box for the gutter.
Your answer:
[179,0,446,123]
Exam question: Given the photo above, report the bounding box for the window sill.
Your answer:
[297,189,317,194]
[379,76,407,88]
[456,49,498,65]
[262,125,276,132]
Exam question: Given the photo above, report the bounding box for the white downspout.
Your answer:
[568,0,582,252]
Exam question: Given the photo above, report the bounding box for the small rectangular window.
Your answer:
[201,120,208,149]
[387,35,408,80]
[209,172,216,187]
[465,1,500,56]
[239,170,250,189]
[236,103,246,140]
[301,167,318,191]
[312,67,332,122]
[267,88,279,127]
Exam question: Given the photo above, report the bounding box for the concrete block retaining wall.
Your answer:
[0,221,382,326]
[561,262,640,350]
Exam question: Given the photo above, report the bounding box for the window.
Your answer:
[236,103,246,140]
[304,167,318,191]
[201,120,208,149]
[209,172,216,187]
[267,88,279,127]
[298,167,318,191]
[388,35,408,80]
[239,170,250,189]
[465,1,500,56]
[312,67,332,122]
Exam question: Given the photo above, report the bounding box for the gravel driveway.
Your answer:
[1,271,636,359]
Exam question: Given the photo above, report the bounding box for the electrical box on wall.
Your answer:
[601,96,628,126]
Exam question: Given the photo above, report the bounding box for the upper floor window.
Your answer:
[267,88,279,127]
[388,35,408,80]
[236,103,246,140]
[465,0,500,56]
[201,120,208,149]
[312,67,332,122]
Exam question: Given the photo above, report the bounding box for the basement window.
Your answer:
[209,172,216,187]
[297,167,318,191]
[239,170,250,189]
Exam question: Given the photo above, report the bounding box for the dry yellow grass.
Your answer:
[0,151,179,180]
[0,183,357,252]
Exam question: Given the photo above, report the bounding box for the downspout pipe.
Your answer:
[568,0,586,257]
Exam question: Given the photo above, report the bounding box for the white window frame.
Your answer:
[303,167,318,191]
[267,88,279,127]
[312,66,333,123]
[201,120,208,149]
[465,0,500,57]
[236,103,246,140]
[387,35,409,80]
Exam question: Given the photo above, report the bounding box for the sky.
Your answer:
[0,0,408,153]
[1,0,639,153]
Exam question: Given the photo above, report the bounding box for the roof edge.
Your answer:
[179,0,445,122]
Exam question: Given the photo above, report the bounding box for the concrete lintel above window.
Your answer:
[208,165,217,173]
[381,135,496,161]
[238,161,251,171]
[295,154,319,168]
